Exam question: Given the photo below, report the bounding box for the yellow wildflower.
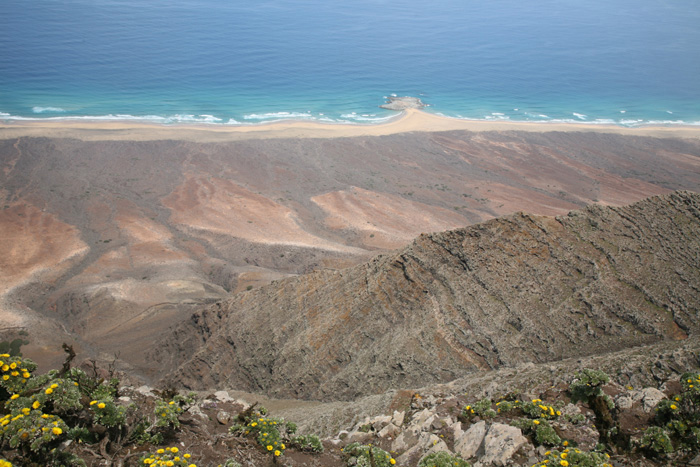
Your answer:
[267,445,273,451]
[390,459,396,465]
[170,447,178,453]
[533,420,540,425]
[45,388,53,395]
[9,363,16,370]
[90,400,97,405]
[10,394,19,400]
[274,450,281,456]
[52,427,62,435]
[98,403,106,409]
[560,462,568,467]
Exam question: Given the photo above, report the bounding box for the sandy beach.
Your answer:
[2,109,700,142]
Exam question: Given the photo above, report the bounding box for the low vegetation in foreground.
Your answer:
[1,345,699,466]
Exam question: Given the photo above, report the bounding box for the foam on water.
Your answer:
[243,112,314,121]
[32,106,66,113]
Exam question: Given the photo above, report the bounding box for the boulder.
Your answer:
[479,423,528,466]
[216,410,231,425]
[454,420,487,459]
[640,387,666,412]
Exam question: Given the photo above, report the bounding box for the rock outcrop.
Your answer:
[154,191,700,400]
[379,96,426,110]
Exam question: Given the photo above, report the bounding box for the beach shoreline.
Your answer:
[1,109,700,142]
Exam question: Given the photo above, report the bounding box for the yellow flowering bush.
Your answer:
[461,397,497,419]
[511,417,561,446]
[644,371,700,454]
[154,396,189,430]
[0,408,68,454]
[532,448,612,467]
[0,354,35,394]
[139,445,197,467]
[230,405,318,460]
[521,399,562,421]
[89,398,126,428]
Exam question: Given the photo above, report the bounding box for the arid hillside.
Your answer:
[154,191,700,401]
[1,131,699,373]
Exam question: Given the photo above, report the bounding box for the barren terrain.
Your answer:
[0,123,699,377]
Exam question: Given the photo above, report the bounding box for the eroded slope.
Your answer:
[155,192,700,400]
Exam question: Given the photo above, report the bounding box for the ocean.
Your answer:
[1,0,699,126]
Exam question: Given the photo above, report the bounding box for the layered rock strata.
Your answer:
[155,191,700,400]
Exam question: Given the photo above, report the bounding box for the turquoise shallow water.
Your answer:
[1,0,699,126]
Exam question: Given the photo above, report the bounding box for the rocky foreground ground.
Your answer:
[1,336,699,466]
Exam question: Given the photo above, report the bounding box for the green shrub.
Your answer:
[418,451,470,467]
[649,371,700,451]
[230,413,287,457]
[462,398,497,419]
[640,426,673,455]
[343,442,396,466]
[533,448,612,467]
[154,397,185,429]
[511,418,561,446]
[521,399,561,420]
[89,398,126,428]
[290,434,324,452]
[570,369,610,404]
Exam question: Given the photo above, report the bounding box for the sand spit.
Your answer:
[2,109,700,142]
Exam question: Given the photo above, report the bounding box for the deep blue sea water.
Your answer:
[1,0,699,126]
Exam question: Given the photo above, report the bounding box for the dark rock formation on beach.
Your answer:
[379,96,426,110]
[154,191,700,401]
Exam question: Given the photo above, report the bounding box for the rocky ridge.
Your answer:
[154,191,700,401]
